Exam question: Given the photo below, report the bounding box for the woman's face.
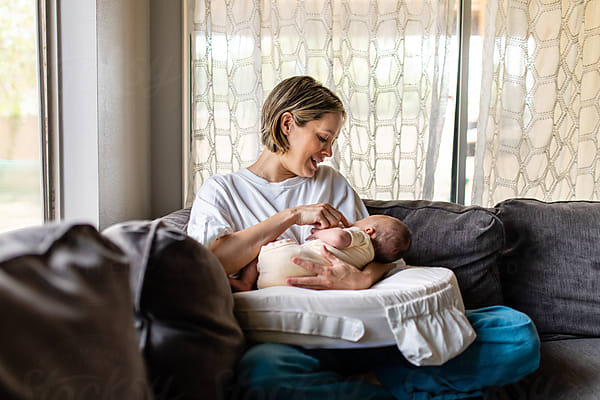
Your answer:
[279,112,343,178]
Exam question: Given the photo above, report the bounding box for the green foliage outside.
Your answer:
[0,0,38,118]
[0,0,42,232]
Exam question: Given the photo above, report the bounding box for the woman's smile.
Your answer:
[282,112,343,178]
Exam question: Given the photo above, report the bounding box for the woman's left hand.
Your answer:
[286,245,372,290]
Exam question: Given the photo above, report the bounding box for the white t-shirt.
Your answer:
[187,165,369,248]
[257,227,375,288]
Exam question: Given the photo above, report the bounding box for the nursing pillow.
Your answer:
[234,266,476,366]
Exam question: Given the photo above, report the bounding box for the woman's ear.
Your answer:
[280,112,294,136]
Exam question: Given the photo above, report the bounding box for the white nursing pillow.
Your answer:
[233,266,476,366]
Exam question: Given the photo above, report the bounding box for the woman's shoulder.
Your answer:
[196,173,225,194]
[194,171,243,201]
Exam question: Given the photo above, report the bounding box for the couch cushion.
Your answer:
[488,338,600,400]
[365,200,504,309]
[103,220,245,400]
[496,198,600,337]
[0,223,151,399]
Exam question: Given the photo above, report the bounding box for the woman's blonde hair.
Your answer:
[261,76,346,153]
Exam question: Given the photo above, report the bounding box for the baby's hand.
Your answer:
[305,227,351,249]
[305,227,323,241]
[306,226,333,241]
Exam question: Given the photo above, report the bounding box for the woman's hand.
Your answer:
[286,245,375,290]
[292,203,350,229]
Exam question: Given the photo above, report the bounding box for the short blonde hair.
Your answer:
[261,76,346,153]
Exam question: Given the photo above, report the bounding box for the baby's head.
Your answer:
[352,215,411,263]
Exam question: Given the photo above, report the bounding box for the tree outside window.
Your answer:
[0,0,43,232]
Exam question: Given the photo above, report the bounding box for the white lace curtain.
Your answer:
[473,0,600,206]
[186,0,454,206]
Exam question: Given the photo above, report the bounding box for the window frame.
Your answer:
[36,0,62,221]
[451,0,472,204]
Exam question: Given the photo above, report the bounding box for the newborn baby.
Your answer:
[257,214,411,289]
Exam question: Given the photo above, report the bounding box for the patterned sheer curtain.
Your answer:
[186,0,455,206]
[473,0,600,206]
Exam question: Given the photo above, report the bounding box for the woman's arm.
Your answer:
[211,203,350,275]
[211,208,295,275]
[286,246,394,290]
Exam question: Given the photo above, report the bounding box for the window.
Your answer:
[187,0,598,205]
[0,0,44,232]
[185,0,461,203]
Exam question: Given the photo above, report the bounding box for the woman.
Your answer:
[187,76,390,292]
[188,76,540,400]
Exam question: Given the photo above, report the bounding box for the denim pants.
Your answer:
[232,306,540,400]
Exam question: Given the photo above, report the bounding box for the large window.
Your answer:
[185,0,462,204]
[184,0,499,204]
[0,0,44,232]
[187,0,600,206]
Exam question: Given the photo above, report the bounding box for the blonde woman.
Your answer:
[187,76,539,400]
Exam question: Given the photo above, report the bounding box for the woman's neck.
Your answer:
[248,150,296,182]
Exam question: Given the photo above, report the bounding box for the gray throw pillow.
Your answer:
[496,198,600,337]
[365,199,504,309]
[0,223,151,399]
[103,220,245,400]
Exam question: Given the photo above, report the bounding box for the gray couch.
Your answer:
[487,199,600,400]
[1,198,598,399]
[361,198,600,400]
[161,197,600,399]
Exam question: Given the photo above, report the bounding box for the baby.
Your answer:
[257,215,411,289]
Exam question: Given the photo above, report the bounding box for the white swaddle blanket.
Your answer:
[257,227,374,289]
[234,266,476,366]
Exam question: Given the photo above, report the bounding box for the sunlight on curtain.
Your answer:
[473,0,600,206]
[187,0,455,206]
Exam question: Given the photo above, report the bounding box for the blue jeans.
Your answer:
[231,306,540,400]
